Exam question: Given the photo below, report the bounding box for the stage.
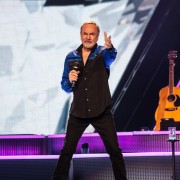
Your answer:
[0,131,180,180]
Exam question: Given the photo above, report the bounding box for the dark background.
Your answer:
[112,0,180,131]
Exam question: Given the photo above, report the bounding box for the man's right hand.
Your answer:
[69,70,80,83]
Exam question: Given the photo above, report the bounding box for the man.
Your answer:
[52,21,127,180]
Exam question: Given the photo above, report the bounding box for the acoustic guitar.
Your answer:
[154,50,180,131]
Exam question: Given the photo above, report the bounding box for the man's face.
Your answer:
[81,24,99,50]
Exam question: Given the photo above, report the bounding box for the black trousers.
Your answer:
[52,107,127,180]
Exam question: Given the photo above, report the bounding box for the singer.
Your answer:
[51,21,127,180]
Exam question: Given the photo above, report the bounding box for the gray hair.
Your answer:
[80,21,100,34]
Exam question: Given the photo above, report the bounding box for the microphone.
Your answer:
[71,61,80,87]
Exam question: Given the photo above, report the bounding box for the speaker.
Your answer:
[160,118,180,130]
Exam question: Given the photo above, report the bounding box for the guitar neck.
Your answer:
[169,59,174,94]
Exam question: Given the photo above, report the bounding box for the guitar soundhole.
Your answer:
[167,94,176,102]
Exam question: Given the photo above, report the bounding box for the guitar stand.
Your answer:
[168,139,179,180]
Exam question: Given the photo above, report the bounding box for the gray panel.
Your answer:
[73,156,180,180]
[0,155,179,180]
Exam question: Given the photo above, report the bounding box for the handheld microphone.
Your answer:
[71,61,80,87]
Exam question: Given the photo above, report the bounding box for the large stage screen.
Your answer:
[0,0,159,134]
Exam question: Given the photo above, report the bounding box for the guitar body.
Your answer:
[154,86,180,131]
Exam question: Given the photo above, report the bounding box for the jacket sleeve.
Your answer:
[102,46,117,69]
[61,55,73,93]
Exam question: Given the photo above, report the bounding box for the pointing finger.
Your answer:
[104,31,107,40]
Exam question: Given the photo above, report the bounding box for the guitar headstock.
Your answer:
[168,50,177,60]
[168,50,177,66]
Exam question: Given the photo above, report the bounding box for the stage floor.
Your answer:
[0,153,180,180]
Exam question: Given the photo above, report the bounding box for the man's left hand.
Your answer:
[104,32,112,49]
